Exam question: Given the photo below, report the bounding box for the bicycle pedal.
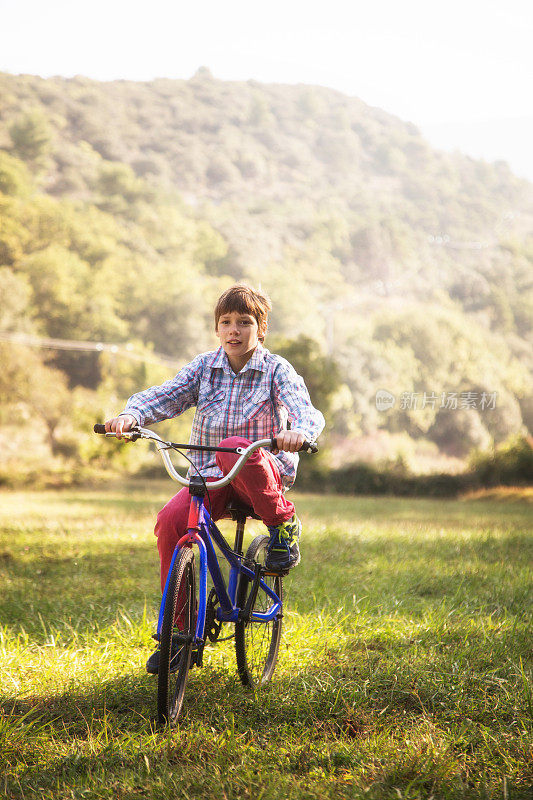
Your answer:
[171,633,193,646]
[262,568,289,577]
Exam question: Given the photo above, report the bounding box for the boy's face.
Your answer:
[216,311,260,371]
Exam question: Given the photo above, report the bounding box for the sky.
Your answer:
[1,0,532,180]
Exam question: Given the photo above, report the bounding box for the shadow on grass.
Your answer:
[2,633,531,799]
[1,525,531,647]
[1,608,526,733]
[2,491,531,795]
[0,541,159,644]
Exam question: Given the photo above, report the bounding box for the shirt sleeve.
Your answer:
[122,354,204,426]
[272,358,325,442]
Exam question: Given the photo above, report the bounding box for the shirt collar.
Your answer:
[211,344,267,375]
[243,343,267,373]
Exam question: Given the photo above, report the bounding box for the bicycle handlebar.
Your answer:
[93,424,318,489]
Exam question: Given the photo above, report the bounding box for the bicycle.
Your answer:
[94,423,318,725]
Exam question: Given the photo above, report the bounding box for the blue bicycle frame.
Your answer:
[93,425,317,723]
[155,494,282,645]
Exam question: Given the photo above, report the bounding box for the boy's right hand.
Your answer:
[105,414,137,439]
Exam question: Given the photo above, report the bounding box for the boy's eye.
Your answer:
[219,316,255,327]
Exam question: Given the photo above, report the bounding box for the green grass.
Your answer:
[0,482,531,799]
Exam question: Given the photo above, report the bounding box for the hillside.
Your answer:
[0,69,531,478]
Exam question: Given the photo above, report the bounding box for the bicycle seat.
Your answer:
[225,500,262,522]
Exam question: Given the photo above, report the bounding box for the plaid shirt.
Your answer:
[123,344,324,486]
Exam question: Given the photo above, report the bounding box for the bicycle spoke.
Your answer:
[235,534,283,687]
[157,548,197,725]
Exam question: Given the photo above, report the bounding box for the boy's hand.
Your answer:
[105,414,137,439]
[273,430,305,453]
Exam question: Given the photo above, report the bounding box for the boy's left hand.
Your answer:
[272,430,305,453]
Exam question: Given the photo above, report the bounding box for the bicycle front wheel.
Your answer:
[157,547,197,725]
[235,534,283,687]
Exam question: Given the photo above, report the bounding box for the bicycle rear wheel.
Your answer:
[157,547,196,725]
[235,534,283,687]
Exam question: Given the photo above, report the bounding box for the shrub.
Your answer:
[298,435,532,497]
[469,435,533,486]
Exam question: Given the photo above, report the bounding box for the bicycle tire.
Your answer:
[157,547,196,725]
[235,534,283,687]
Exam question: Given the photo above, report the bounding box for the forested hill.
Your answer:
[2,69,531,241]
[0,69,532,476]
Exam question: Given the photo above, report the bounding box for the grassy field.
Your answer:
[0,482,531,799]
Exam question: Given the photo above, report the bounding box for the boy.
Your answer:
[105,284,324,672]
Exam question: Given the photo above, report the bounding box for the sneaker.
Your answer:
[265,514,302,572]
[146,648,162,675]
[146,634,185,675]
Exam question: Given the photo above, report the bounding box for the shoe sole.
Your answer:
[146,663,179,676]
[264,554,300,574]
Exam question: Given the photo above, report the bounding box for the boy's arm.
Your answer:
[107,355,204,435]
[272,360,325,450]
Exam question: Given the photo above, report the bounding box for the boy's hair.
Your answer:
[214,284,271,342]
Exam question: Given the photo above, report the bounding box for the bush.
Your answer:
[469,435,533,486]
[297,435,532,497]
[326,462,475,497]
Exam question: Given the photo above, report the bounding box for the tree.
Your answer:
[0,151,33,196]
[0,267,34,332]
[9,110,52,169]
[0,197,29,264]
[271,335,340,420]
[18,245,90,339]
[428,408,492,457]
[94,162,154,215]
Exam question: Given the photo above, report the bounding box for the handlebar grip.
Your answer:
[270,437,319,454]
[94,424,106,434]
[301,440,319,454]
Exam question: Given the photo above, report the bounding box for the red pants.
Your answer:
[154,436,295,592]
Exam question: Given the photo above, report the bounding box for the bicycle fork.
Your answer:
[156,527,209,673]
